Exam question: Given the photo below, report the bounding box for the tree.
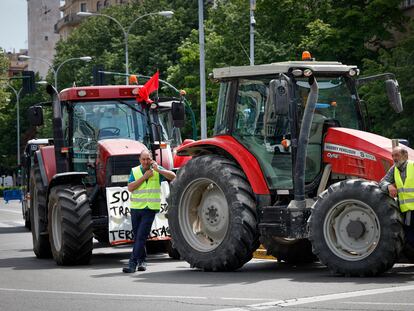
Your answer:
[360,24,414,144]
[168,0,407,135]
[53,0,199,90]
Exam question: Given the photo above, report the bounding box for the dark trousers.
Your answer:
[404,211,414,247]
[130,208,156,264]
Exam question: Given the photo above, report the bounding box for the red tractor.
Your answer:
[169,54,413,276]
[27,81,187,265]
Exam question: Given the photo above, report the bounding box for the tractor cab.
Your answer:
[58,91,183,185]
[212,57,398,194]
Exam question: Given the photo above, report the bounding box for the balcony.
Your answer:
[54,13,83,33]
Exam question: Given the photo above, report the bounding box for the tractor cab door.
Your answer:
[229,77,293,190]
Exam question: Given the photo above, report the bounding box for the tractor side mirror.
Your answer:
[386,79,403,113]
[270,79,290,115]
[27,105,44,126]
[172,101,185,128]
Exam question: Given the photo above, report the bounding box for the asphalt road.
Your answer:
[2,199,414,311]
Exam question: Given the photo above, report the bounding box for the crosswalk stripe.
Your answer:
[0,221,25,228]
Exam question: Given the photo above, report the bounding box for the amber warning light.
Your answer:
[302,51,312,61]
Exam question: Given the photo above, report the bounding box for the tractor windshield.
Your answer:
[296,76,363,131]
[71,100,149,148]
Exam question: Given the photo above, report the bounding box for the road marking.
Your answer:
[213,285,414,311]
[344,302,414,306]
[0,287,208,300]
[0,209,22,215]
[221,298,275,301]
[0,221,24,228]
[0,288,274,303]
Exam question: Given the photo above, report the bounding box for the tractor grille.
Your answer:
[106,155,140,186]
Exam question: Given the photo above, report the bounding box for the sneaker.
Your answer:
[137,261,147,271]
[122,262,137,273]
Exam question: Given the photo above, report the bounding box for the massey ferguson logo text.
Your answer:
[324,143,376,161]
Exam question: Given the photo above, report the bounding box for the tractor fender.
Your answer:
[176,136,269,195]
[46,172,88,203]
[34,148,53,188]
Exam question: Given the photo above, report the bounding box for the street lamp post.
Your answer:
[54,56,92,91]
[6,84,23,166]
[250,0,256,66]
[18,55,92,91]
[77,10,174,84]
[198,0,207,139]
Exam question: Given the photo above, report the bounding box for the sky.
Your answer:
[0,0,28,52]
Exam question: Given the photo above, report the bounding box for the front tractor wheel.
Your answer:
[168,155,259,271]
[310,179,404,276]
[48,185,93,265]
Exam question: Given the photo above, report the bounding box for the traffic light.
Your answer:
[22,71,36,95]
[92,65,105,86]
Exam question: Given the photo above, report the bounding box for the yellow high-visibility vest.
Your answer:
[395,161,414,213]
[130,166,161,211]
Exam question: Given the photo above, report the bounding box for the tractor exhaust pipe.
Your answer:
[291,75,318,209]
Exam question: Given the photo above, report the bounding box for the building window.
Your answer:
[104,0,110,7]
[402,0,414,8]
[80,3,87,12]
[97,1,102,11]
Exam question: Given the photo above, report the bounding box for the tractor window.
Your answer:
[295,77,363,182]
[158,109,182,147]
[233,78,293,189]
[71,100,148,145]
[296,77,363,130]
[214,81,231,135]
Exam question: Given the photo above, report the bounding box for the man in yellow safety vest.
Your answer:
[380,146,414,244]
[122,150,176,273]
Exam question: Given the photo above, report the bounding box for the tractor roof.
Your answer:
[59,85,137,101]
[213,61,358,79]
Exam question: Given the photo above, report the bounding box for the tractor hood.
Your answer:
[323,127,414,181]
[96,139,147,186]
[98,138,147,157]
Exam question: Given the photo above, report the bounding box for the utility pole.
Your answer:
[199,0,207,139]
[7,84,23,166]
[250,0,256,66]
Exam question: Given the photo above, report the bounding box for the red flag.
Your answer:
[136,71,159,103]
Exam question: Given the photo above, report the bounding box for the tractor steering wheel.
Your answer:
[99,127,121,138]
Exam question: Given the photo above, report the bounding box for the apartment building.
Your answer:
[27,0,61,78]
[55,0,130,39]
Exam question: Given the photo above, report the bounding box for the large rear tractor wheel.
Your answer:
[29,166,52,258]
[310,179,404,276]
[261,237,317,264]
[48,185,93,265]
[168,155,259,271]
[167,240,181,259]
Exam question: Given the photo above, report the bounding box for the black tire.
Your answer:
[167,240,181,259]
[260,236,317,264]
[309,179,404,276]
[168,155,259,271]
[29,166,52,258]
[93,229,110,244]
[22,200,31,230]
[48,185,93,265]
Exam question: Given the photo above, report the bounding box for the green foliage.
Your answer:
[0,0,409,173]
[54,0,199,89]
[361,24,414,144]
[0,61,50,171]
